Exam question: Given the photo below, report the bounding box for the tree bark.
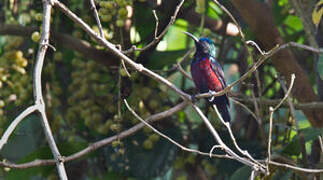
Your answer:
[231,0,323,127]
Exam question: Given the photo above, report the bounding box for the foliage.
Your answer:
[0,0,322,179]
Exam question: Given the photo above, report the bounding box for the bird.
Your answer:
[184,32,231,122]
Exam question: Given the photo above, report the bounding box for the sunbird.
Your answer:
[184,32,231,122]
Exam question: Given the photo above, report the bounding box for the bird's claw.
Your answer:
[191,95,197,103]
[208,90,216,102]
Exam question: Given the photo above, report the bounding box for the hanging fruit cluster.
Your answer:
[98,0,133,27]
[0,36,33,134]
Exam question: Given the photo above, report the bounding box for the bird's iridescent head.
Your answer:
[183,31,216,57]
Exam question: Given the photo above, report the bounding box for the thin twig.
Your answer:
[176,48,194,80]
[0,101,188,168]
[231,98,258,121]
[89,0,104,38]
[231,95,323,110]
[54,1,192,101]
[249,170,256,180]
[212,105,266,169]
[250,90,262,125]
[278,75,308,167]
[152,10,159,39]
[246,40,268,55]
[318,135,323,153]
[122,0,185,53]
[191,104,266,173]
[124,99,228,159]
[212,0,245,39]
[0,105,37,150]
[121,59,131,77]
[267,106,274,175]
[267,74,295,175]
[269,160,323,174]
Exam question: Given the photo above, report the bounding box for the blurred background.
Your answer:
[0,0,322,179]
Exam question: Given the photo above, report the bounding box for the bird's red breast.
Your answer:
[191,57,224,93]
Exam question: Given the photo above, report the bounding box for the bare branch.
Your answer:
[246,40,268,55]
[124,99,228,159]
[152,10,159,39]
[319,135,323,153]
[54,0,191,102]
[0,105,37,150]
[249,170,256,180]
[33,0,68,178]
[191,104,266,173]
[212,105,266,170]
[123,0,185,53]
[278,75,308,167]
[267,74,295,175]
[269,161,323,174]
[0,101,188,169]
[231,95,323,110]
[231,98,258,121]
[212,0,245,39]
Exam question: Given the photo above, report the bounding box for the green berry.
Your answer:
[116,19,125,27]
[149,134,160,142]
[101,14,112,22]
[0,100,5,108]
[31,31,41,42]
[34,13,43,21]
[143,139,153,150]
[53,52,63,61]
[118,8,128,16]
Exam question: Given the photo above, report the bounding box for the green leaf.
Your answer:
[312,0,323,27]
[163,19,188,51]
[284,15,303,31]
[103,128,180,178]
[272,169,293,180]
[230,166,251,180]
[6,142,87,179]
[281,127,323,156]
[148,49,188,69]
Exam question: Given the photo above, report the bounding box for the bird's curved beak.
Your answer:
[182,31,199,42]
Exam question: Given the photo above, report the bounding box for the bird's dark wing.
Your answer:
[209,56,227,88]
[209,56,230,106]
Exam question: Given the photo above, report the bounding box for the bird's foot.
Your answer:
[208,90,216,102]
[191,94,197,103]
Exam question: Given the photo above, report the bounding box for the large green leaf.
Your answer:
[103,128,180,178]
[148,49,188,69]
[281,127,323,156]
[6,142,87,179]
[230,166,251,180]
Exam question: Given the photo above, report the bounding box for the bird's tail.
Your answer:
[211,96,231,122]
